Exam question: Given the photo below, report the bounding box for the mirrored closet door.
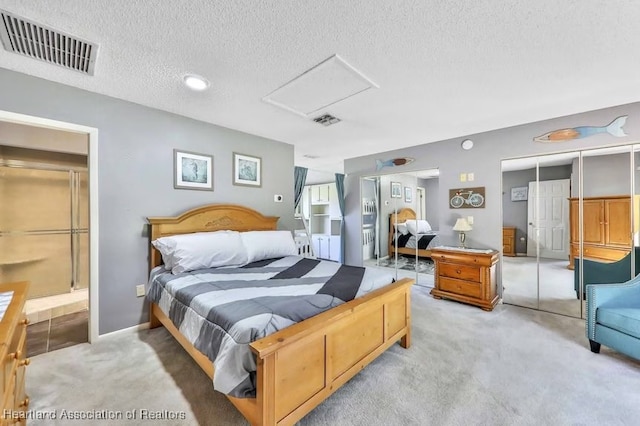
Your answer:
[360,169,439,288]
[502,145,637,318]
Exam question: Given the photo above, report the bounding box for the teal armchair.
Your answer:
[574,248,640,299]
[586,274,640,360]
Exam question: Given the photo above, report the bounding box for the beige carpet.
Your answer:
[26,286,640,425]
[502,256,584,318]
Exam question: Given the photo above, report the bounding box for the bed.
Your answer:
[147,204,414,425]
[388,208,439,260]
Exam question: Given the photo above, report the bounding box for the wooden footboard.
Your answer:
[150,277,414,426]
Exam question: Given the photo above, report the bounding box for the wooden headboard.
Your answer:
[147,204,279,270]
[390,208,416,226]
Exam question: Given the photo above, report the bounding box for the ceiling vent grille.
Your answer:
[313,114,341,127]
[0,10,98,75]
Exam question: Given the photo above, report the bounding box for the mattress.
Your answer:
[146,255,395,398]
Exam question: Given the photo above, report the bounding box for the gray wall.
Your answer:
[423,178,440,231]
[0,69,295,334]
[571,153,632,197]
[502,165,572,254]
[344,104,640,273]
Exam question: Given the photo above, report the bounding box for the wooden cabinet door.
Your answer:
[605,198,631,247]
[582,200,605,245]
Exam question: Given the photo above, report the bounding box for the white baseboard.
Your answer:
[98,322,150,340]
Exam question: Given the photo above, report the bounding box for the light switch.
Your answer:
[460,173,467,182]
[467,173,475,181]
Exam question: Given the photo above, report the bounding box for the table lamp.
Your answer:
[453,218,472,248]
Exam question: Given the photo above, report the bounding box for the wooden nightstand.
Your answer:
[430,247,499,311]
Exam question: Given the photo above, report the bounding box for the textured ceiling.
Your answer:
[1,1,640,173]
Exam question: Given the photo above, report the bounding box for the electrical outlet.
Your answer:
[467,173,475,181]
[467,216,474,225]
[136,284,145,297]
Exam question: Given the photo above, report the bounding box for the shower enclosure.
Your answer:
[0,156,88,299]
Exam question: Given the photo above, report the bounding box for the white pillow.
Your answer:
[241,230,297,263]
[418,220,432,232]
[405,219,432,235]
[395,223,409,235]
[152,231,248,274]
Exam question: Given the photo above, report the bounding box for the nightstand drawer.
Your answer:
[439,277,481,298]
[438,263,480,282]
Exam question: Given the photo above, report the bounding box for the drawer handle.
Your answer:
[456,269,461,274]
[19,358,30,366]
[19,397,29,408]
[21,318,30,326]
[10,350,21,360]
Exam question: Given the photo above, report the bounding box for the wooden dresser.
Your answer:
[568,195,633,269]
[0,282,30,426]
[502,227,516,257]
[430,248,499,311]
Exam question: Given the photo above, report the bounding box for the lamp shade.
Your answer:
[453,218,472,232]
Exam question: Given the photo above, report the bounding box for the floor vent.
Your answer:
[0,10,98,75]
[313,114,341,127]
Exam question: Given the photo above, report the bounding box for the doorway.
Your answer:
[0,111,99,342]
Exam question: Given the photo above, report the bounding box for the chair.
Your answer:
[586,274,640,361]
[573,248,640,299]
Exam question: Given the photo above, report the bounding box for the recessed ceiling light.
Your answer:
[183,74,210,91]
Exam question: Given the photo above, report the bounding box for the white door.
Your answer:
[527,179,570,259]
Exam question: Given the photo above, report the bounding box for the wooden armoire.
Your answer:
[568,195,634,269]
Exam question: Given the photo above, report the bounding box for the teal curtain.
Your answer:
[294,166,308,209]
[335,173,346,263]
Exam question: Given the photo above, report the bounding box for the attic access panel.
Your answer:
[262,54,378,118]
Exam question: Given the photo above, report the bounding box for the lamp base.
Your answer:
[458,232,466,248]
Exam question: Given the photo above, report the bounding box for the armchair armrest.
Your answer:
[586,275,640,340]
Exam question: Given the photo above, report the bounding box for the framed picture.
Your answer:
[233,152,262,187]
[390,181,402,198]
[511,186,528,201]
[174,149,213,191]
[404,186,412,203]
[449,186,485,209]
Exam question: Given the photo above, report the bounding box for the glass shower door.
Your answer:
[0,166,73,298]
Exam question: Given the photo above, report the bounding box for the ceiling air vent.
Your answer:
[313,114,341,127]
[0,10,98,75]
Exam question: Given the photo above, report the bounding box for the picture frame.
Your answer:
[174,149,213,191]
[404,186,412,203]
[511,186,528,201]
[390,181,402,198]
[449,186,486,209]
[233,152,262,187]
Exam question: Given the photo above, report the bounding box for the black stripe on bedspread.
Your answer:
[395,233,436,250]
[270,258,320,279]
[317,264,365,301]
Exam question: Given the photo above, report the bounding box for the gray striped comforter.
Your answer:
[146,255,395,398]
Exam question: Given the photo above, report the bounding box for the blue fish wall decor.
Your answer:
[376,157,415,171]
[534,115,628,143]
